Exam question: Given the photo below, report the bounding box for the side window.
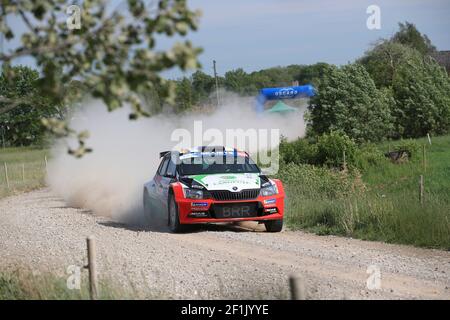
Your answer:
[158,157,170,176]
[166,158,176,177]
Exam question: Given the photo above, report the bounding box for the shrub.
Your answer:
[279,136,317,165]
[392,139,420,160]
[315,131,358,168]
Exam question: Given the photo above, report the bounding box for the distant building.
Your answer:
[431,50,450,74]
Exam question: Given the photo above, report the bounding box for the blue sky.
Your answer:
[4,0,450,79]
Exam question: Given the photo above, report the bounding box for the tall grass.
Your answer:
[0,268,169,300]
[0,147,48,199]
[278,134,450,249]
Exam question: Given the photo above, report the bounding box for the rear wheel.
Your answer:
[168,196,184,233]
[264,219,283,232]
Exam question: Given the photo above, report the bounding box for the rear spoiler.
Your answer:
[159,151,170,158]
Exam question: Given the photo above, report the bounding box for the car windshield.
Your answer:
[178,155,260,176]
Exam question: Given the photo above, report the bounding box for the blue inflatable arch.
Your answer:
[255,84,315,113]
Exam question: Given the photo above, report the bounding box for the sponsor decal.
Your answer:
[264,199,276,205]
[220,175,237,180]
[191,202,208,207]
[191,173,261,192]
[274,88,299,98]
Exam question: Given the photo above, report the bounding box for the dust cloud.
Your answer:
[46,94,306,224]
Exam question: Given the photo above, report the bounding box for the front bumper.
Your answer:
[176,194,284,224]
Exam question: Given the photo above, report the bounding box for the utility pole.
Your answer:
[213,60,220,107]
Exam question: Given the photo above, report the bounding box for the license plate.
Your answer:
[213,203,258,219]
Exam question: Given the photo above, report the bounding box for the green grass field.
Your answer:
[0,147,49,199]
[282,135,450,249]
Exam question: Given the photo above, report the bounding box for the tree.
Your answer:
[0,0,202,156]
[0,66,63,146]
[359,22,436,88]
[392,54,450,137]
[224,68,256,95]
[392,22,436,55]
[174,77,194,112]
[359,42,416,88]
[191,70,215,103]
[308,64,395,142]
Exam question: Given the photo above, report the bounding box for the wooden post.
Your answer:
[22,163,25,182]
[419,175,424,205]
[86,236,98,300]
[289,274,306,300]
[4,162,9,189]
[343,150,346,169]
[422,145,426,172]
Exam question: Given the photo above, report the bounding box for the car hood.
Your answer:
[188,173,261,192]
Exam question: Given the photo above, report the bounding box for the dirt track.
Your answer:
[1,188,449,299]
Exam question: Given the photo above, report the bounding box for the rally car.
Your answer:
[143,146,285,233]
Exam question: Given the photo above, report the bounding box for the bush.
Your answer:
[315,131,358,168]
[276,162,365,200]
[280,131,389,170]
[391,139,420,160]
[279,136,317,165]
[353,144,386,170]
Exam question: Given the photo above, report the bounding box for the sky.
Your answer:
[4,0,450,79]
[175,0,450,78]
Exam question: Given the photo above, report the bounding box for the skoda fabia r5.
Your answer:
[143,147,285,233]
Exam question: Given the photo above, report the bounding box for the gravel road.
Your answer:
[1,188,449,299]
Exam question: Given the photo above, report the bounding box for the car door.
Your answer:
[159,155,177,212]
[151,155,170,214]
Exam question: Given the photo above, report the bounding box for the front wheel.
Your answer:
[264,219,283,232]
[168,196,184,233]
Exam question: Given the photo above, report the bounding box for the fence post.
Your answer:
[289,274,306,300]
[422,145,426,172]
[427,133,432,145]
[4,162,9,189]
[22,163,25,182]
[419,175,424,205]
[86,236,98,300]
[44,156,48,172]
[343,150,346,170]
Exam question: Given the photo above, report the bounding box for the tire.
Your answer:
[168,195,184,233]
[264,219,283,232]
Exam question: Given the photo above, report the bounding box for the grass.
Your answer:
[0,268,167,300]
[281,135,450,250]
[0,146,49,199]
[0,268,290,300]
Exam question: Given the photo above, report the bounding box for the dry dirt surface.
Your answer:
[1,188,449,299]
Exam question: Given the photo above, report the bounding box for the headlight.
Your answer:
[184,188,204,199]
[260,183,278,197]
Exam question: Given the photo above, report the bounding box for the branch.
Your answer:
[18,9,37,35]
